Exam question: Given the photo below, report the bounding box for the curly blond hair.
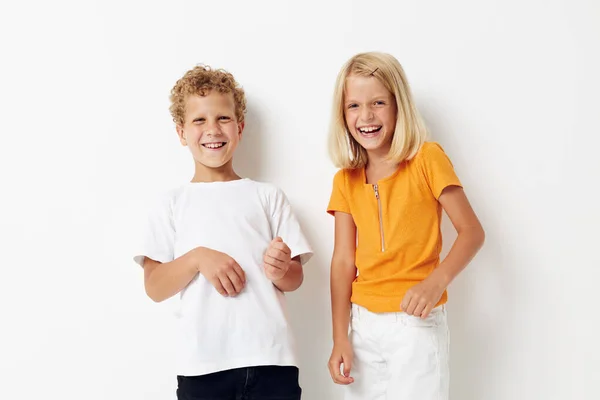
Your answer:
[169,64,247,126]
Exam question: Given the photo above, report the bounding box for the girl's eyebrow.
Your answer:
[345,94,391,103]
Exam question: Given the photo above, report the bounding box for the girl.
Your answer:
[326,52,485,399]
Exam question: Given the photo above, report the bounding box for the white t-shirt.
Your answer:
[134,178,313,376]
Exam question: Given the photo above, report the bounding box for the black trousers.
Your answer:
[177,366,301,400]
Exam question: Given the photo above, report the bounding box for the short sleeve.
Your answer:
[269,188,313,265]
[417,142,463,199]
[327,169,351,215]
[133,191,176,267]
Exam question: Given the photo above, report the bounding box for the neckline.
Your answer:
[187,177,250,186]
[361,165,403,186]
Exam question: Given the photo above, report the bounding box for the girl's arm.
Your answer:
[401,185,485,317]
[328,211,358,385]
[435,186,485,284]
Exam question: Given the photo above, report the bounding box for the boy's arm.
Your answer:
[144,247,246,302]
[270,255,304,292]
[143,251,198,303]
[263,237,304,292]
[265,187,313,292]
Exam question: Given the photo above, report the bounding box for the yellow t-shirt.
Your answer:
[327,142,462,313]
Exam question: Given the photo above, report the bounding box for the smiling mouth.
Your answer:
[358,126,382,135]
[202,142,227,149]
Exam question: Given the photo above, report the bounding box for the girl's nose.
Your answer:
[360,107,374,122]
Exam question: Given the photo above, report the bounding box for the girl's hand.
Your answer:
[328,338,355,385]
[400,271,448,318]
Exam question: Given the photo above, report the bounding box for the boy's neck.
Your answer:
[191,162,241,183]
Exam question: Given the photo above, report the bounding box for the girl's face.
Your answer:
[344,75,397,159]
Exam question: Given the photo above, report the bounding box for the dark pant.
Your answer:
[176,366,301,400]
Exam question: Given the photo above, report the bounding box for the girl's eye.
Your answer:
[375,101,385,106]
[347,104,358,109]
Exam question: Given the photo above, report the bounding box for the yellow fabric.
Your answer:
[327,142,462,313]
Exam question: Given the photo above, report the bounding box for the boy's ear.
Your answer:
[238,122,245,139]
[176,125,187,146]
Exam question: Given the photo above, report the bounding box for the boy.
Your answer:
[134,65,312,400]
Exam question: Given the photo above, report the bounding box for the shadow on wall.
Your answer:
[233,100,337,399]
[234,98,265,180]
[420,100,516,400]
[287,206,335,400]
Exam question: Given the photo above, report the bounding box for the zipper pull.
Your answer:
[374,184,379,198]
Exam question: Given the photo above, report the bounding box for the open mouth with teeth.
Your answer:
[357,126,382,137]
[202,142,227,149]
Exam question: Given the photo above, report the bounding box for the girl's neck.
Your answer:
[365,157,399,184]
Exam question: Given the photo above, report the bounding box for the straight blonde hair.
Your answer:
[328,52,428,169]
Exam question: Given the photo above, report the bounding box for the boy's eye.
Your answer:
[219,116,231,121]
[193,118,205,123]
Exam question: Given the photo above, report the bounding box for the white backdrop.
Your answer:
[1,1,598,399]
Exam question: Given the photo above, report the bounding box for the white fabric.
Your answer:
[346,304,449,400]
[134,179,313,376]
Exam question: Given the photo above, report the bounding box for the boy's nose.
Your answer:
[204,124,222,137]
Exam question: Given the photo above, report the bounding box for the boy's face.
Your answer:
[176,91,243,171]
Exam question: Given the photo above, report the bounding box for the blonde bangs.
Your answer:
[327,52,428,168]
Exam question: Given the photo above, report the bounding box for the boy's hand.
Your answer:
[194,247,246,297]
[328,338,354,385]
[400,271,447,318]
[263,237,292,281]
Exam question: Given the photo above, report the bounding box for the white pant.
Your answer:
[345,304,450,400]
